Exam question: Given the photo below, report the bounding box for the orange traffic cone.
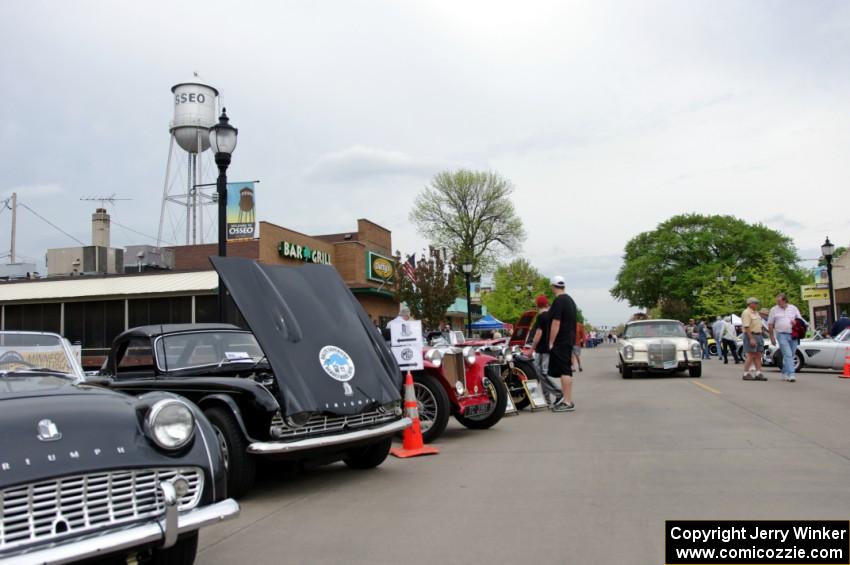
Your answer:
[840,348,850,379]
[390,372,440,458]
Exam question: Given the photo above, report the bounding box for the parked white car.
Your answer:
[617,319,703,378]
[766,328,850,373]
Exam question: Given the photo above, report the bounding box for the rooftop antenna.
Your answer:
[80,194,133,208]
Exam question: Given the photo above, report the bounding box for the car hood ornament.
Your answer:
[37,419,62,442]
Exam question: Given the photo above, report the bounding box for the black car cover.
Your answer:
[210,257,403,417]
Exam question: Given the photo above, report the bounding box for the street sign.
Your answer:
[801,284,829,301]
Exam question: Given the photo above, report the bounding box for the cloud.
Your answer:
[304,146,442,182]
[0,183,64,199]
[762,214,805,231]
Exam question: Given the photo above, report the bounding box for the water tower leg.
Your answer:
[186,152,191,245]
[197,129,204,244]
[157,135,175,248]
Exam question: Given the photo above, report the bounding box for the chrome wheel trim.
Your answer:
[213,425,230,472]
[502,367,528,403]
[413,382,437,432]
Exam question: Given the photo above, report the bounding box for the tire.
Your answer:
[503,359,536,410]
[150,532,198,565]
[344,437,392,469]
[773,350,804,373]
[621,360,633,379]
[688,365,702,378]
[708,343,718,357]
[204,407,256,499]
[454,367,508,430]
[412,371,450,444]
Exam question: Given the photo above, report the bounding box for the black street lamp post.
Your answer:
[462,262,473,338]
[822,236,836,331]
[208,108,238,322]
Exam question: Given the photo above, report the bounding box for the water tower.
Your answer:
[157,79,220,246]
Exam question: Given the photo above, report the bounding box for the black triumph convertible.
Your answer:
[97,257,410,497]
[0,331,238,565]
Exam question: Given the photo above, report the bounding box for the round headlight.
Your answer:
[623,345,635,360]
[424,349,443,368]
[455,380,465,395]
[691,343,702,357]
[462,346,476,366]
[147,399,194,450]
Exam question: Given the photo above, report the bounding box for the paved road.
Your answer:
[197,345,850,565]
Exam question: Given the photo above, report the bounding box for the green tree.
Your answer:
[394,248,457,330]
[481,259,549,323]
[410,169,526,274]
[611,214,802,316]
[694,262,808,318]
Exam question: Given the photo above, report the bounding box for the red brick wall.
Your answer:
[169,240,259,271]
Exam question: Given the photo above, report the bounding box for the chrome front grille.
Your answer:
[648,342,677,367]
[0,467,203,554]
[270,408,398,440]
[442,352,465,387]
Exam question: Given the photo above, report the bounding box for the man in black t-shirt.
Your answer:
[547,275,577,412]
[528,295,561,404]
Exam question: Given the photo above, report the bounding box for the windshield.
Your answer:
[155,331,265,371]
[624,322,687,339]
[0,332,80,377]
[836,329,850,343]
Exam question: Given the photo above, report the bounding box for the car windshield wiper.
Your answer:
[216,356,257,368]
[0,367,76,379]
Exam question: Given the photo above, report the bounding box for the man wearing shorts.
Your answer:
[547,276,578,412]
[741,297,766,381]
[529,295,561,405]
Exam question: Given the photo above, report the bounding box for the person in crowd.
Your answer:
[528,295,561,405]
[573,321,586,372]
[712,316,725,359]
[685,319,697,339]
[831,311,850,337]
[721,316,742,364]
[387,307,410,327]
[768,293,802,382]
[741,297,766,381]
[547,276,578,412]
[697,319,710,359]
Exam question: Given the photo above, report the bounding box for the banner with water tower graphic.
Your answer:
[226,182,256,240]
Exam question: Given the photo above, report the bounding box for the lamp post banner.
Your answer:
[226,181,256,240]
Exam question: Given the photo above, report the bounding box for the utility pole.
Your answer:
[10,192,16,264]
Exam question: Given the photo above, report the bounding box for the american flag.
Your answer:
[402,254,416,284]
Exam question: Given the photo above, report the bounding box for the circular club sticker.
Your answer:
[319,345,356,382]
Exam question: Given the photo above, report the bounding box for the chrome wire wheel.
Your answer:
[413,381,437,432]
[502,367,527,404]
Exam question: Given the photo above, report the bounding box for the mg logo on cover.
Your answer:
[37,419,62,442]
[319,345,356,396]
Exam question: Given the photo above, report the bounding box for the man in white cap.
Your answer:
[547,275,578,412]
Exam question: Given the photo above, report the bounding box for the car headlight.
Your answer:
[623,345,635,360]
[455,380,465,395]
[146,399,194,450]
[462,346,477,366]
[424,349,443,368]
[690,343,702,358]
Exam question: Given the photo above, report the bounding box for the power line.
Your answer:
[18,202,85,246]
[112,219,175,246]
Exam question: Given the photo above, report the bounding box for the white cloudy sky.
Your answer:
[2,0,850,325]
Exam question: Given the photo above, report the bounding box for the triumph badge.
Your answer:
[318,345,356,396]
[37,419,62,442]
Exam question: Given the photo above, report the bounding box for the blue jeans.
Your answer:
[698,335,710,359]
[776,332,797,377]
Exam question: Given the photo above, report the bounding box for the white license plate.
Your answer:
[663,360,677,370]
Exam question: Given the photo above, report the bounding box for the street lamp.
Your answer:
[822,236,837,330]
[730,275,737,283]
[462,262,474,338]
[716,275,724,282]
[526,284,534,292]
[514,284,522,292]
[209,108,238,321]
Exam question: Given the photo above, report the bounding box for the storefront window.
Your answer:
[3,303,61,334]
[128,297,192,327]
[62,300,124,348]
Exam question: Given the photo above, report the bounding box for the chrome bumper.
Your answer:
[248,417,412,454]
[0,497,240,565]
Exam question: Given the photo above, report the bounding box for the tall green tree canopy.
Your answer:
[611,214,803,314]
[481,259,550,324]
[410,169,526,273]
[394,247,457,330]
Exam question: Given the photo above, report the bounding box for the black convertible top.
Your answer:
[116,323,244,340]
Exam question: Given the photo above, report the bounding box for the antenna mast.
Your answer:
[79,194,133,208]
